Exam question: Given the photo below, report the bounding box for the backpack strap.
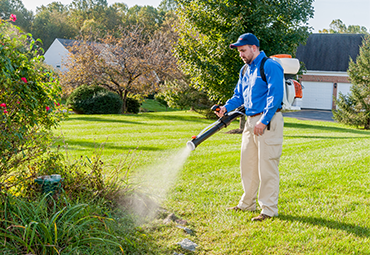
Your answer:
[260,56,268,83]
[242,56,269,83]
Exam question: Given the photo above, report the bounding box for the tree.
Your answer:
[32,2,78,50]
[124,5,163,37]
[333,36,370,129]
[158,0,178,14]
[175,0,314,103]
[69,0,123,35]
[0,0,33,32]
[319,19,368,34]
[329,19,347,33]
[61,28,180,113]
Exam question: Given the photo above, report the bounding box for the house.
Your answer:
[296,33,365,110]
[44,38,78,71]
[44,38,120,71]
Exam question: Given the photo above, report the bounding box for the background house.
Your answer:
[296,33,365,110]
[44,38,77,71]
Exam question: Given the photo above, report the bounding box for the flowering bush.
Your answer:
[0,15,63,180]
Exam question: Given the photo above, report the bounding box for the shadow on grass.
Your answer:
[284,135,370,140]
[138,112,213,123]
[284,122,370,136]
[66,116,144,125]
[55,139,163,151]
[279,214,370,237]
[67,113,212,124]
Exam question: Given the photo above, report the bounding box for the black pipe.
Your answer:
[187,105,245,151]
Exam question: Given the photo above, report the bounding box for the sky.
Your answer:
[22,0,370,33]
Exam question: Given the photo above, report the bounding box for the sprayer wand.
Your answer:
[186,105,246,151]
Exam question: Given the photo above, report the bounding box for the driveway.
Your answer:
[283,109,334,122]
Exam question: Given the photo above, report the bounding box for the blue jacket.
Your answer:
[224,52,284,125]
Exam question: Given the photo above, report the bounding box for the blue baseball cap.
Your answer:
[229,33,260,48]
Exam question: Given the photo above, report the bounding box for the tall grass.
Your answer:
[53,111,370,254]
[0,193,123,254]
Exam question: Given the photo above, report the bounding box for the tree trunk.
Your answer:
[365,117,370,130]
[121,90,128,113]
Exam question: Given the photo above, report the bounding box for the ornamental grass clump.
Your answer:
[0,193,125,254]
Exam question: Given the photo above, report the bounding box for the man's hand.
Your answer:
[215,106,227,118]
[254,121,267,136]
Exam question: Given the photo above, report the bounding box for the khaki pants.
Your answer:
[237,112,283,216]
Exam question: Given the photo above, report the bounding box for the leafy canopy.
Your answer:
[175,0,314,103]
[319,19,369,34]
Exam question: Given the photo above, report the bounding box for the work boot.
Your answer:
[227,206,243,212]
[251,213,271,221]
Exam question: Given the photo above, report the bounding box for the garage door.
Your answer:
[301,82,333,110]
[337,83,352,98]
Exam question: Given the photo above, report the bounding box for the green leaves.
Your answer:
[0,19,63,178]
[175,0,314,103]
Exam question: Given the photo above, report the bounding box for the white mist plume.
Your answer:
[123,147,191,223]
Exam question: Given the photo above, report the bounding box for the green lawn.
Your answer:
[54,111,370,254]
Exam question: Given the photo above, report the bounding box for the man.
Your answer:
[215,33,284,221]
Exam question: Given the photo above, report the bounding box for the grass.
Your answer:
[54,110,370,254]
[140,99,180,112]
[0,194,126,254]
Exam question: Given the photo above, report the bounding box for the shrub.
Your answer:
[67,85,123,114]
[3,142,135,202]
[126,96,141,114]
[157,79,216,118]
[0,16,63,178]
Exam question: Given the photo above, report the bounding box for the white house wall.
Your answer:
[44,39,70,71]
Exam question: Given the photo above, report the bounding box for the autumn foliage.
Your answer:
[61,28,180,113]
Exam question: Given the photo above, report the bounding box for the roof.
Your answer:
[296,33,365,72]
[56,38,79,48]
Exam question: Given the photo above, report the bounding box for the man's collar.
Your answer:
[249,51,266,67]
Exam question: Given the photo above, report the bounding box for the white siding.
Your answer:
[44,39,70,71]
[301,81,333,110]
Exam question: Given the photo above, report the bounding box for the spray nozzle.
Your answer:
[191,135,197,139]
[186,141,196,151]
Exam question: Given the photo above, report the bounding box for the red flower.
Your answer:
[3,110,8,114]
[17,101,20,104]
[0,103,6,107]
[9,14,16,22]
[21,77,27,83]
[46,106,50,111]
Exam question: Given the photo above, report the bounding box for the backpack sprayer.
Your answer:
[186,54,303,151]
[186,105,245,151]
